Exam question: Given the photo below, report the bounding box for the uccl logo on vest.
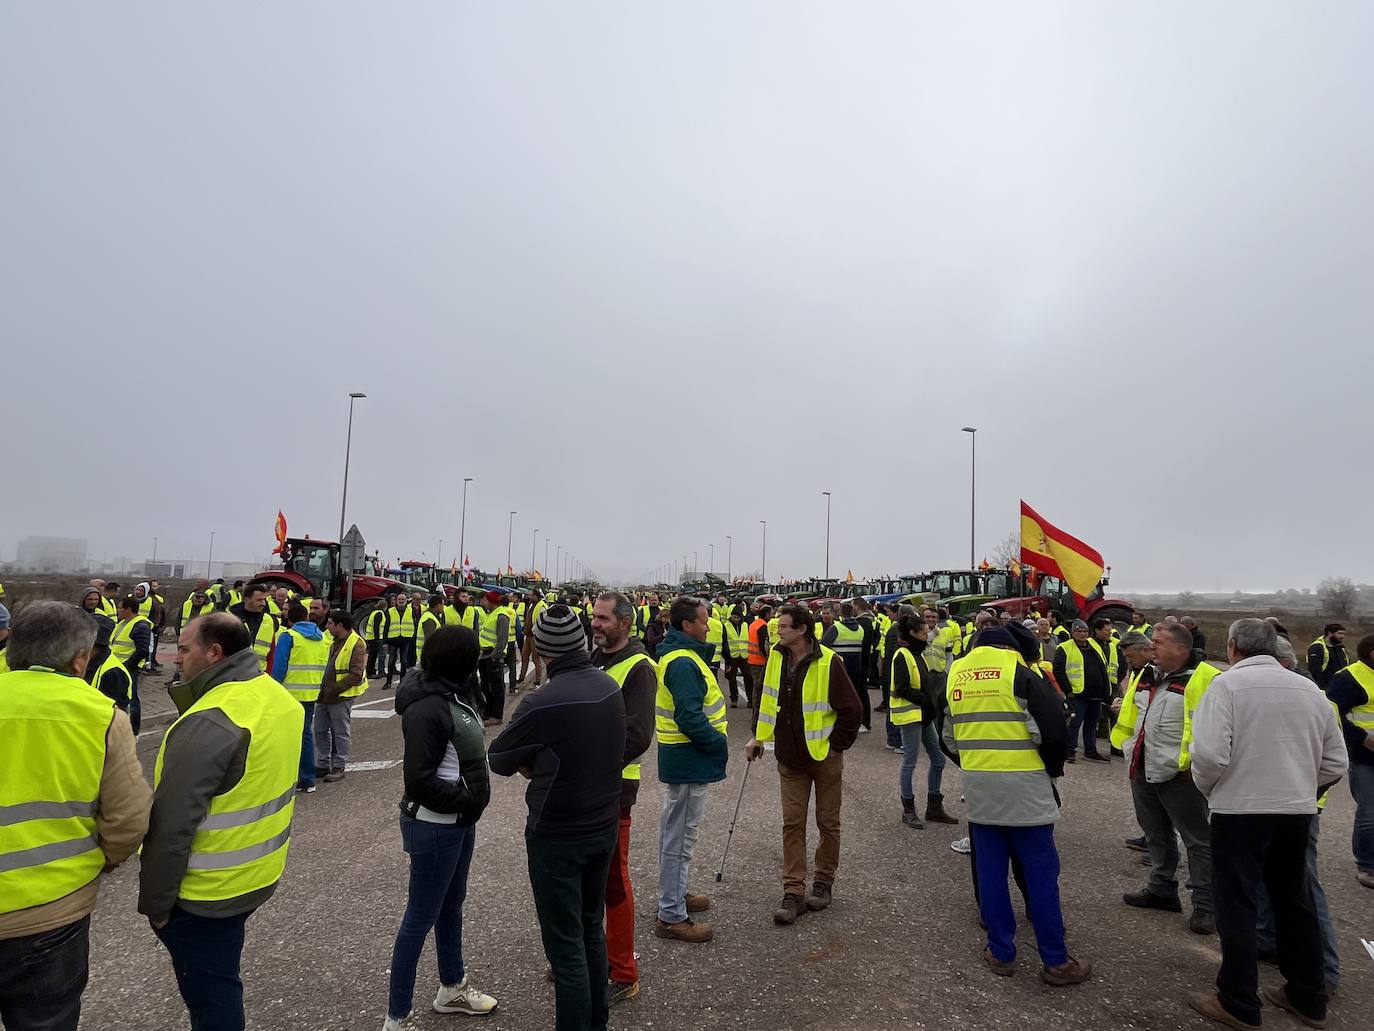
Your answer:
[953,668,1001,684]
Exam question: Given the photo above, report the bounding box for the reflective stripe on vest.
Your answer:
[480,607,512,649]
[363,608,388,641]
[154,672,300,902]
[390,607,417,639]
[655,649,727,745]
[947,646,1045,773]
[109,615,151,663]
[243,615,276,672]
[607,652,656,780]
[830,622,864,658]
[887,646,922,725]
[279,628,329,701]
[1344,661,1374,731]
[334,632,367,698]
[755,646,838,761]
[0,669,112,913]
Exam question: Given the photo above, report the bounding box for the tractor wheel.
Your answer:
[1090,604,1134,636]
[351,597,384,627]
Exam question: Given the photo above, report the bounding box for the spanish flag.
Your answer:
[271,511,288,555]
[1019,501,1105,605]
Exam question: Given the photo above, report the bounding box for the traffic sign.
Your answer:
[341,524,367,573]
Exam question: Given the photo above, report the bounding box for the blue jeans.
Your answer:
[971,822,1068,967]
[298,701,315,787]
[657,782,709,923]
[388,816,476,1020]
[153,909,251,1031]
[1067,696,1102,757]
[0,915,88,1031]
[1350,760,1374,875]
[1255,814,1339,988]
[898,722,946,800]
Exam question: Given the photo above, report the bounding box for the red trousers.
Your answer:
[604,807,637,983]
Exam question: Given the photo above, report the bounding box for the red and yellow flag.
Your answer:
[271,511,288,554]
[1019,501,1105,605]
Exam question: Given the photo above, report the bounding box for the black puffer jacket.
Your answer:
[395,669,491,827]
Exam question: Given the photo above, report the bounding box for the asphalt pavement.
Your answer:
[85,669,1372,1031]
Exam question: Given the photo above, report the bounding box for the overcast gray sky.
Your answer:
[4,2,1371,592]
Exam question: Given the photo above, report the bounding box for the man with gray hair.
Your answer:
[0,601,151,1031]
[1187,618,1348,1030]
[1114,623,1220,934]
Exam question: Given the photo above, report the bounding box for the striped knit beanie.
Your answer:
[533,603,586,658]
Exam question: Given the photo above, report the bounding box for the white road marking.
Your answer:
[352,697,396,709]
[352,709,396,719]
[347,759,402,772]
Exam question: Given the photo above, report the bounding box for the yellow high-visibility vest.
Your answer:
[93,652,133,707]
[445,605,481,635]
[0,668,113,913]
[888,646,923,726]
[332,631,367,699]
[1344,661,1374,732]
[416,611,444,662]
[1111,662,1220,770]
[278,627,330,702]
[390,606,417,640]
[607,652,655,780]
[362,607,388,642]
[109,614,152,663]
[181,597,214,624]
[1057,638,1121,694]
[655,649,727,745]
[706,617,724,666]
[947,646,1045,774]
[154,672,299,903]
[723,620,750,662]
[241,614,277,673]
[756,645,837,761]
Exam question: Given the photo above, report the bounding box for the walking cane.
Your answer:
[715,756,753,882]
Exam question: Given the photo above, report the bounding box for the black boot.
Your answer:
[901,796,924,829]
[925,792,959,825]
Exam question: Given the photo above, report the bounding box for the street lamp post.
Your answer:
[760,520,767,581]
[458,477,474,578]
[709,543,714,574]
[338,392,367,608]
[151,536,158,569]
[693,551,698,577]
[726,535,732,580]
[531,528,540,573]
[437,539,443,568]
[962,427,977,568]
[544,538,549,584]
[206,531,215,578]
[821,491,832,579]
[506,511,517,571]
[555,544,560,587]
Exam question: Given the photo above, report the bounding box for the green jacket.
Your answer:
[656,628,729,785]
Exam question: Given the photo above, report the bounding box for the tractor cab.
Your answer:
[280,537,340,598]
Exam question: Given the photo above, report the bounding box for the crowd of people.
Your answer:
[0,579,1369,1031]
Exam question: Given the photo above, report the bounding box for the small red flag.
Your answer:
[271,511,288,554]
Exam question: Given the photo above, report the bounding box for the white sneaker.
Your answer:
[950,836,972,855]
[382,1014,422,1031]
[857,725,870,734]
[433,978,498,1015]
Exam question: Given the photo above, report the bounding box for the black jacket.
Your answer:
[395,669,491,826]
[1325,661,1374,767]
[488,651,626,837]
[591,640,657,809]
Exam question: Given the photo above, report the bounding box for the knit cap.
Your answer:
[533,604,587,658]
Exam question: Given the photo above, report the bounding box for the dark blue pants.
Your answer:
[0,915,88,1031]
[153,909,251,1031]
[971,822,1068,967]
[388,816,476,1020]
[1067,696,1103,757]
[298,701,315,787]
[527,827,618,1031]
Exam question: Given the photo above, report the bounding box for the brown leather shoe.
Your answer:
[654,917,713,943]
[1187,993,1260,1030]
[982,947,1014,977]
[805,882,833,912]
[773,894,807,925]
[1262,986,1326,1029]
[1039,957,1092,986]
[685,893,711,913]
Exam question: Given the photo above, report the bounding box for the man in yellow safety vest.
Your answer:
[1324,631,1374,889]
[747,603,862,926]
[589,591,657,1004]
[271,601,330,793]
[0,601,151,1029]
[139,611,301,1030]
[652,596,727,944]
[315,609,367,783]
[941,625,1088,985]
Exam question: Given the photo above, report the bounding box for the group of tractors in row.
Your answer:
[248,535,1135,630]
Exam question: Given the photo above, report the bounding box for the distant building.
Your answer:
[15,535,88,572]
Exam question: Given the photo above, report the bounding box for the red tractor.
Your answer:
[249,536,412,621]
[981,571,1134,629]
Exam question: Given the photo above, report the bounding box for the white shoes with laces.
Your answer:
[434,977,498,1015]
[382,1014,422,1031]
